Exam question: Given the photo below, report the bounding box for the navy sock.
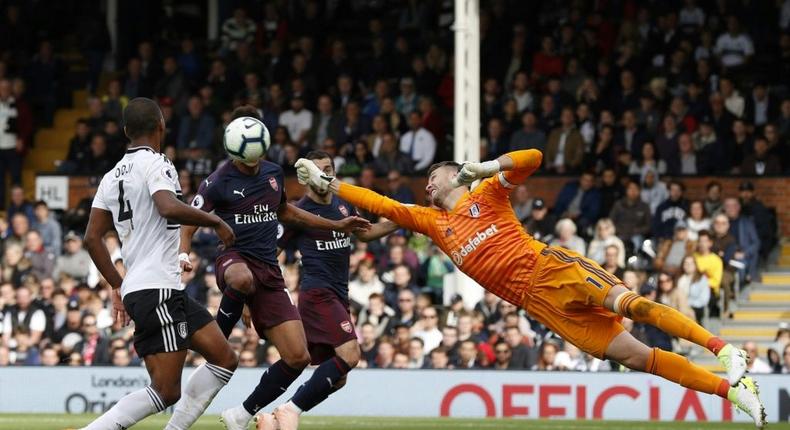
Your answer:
[216,287,246,338]
[291,356,351,412]
[242,360,303,415]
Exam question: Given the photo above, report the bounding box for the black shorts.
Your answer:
[123,288,214,357]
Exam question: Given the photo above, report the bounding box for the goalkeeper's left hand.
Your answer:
[450,160,501,187]
[295,158,335,192]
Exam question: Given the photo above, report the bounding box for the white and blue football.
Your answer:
[223,116,270,165]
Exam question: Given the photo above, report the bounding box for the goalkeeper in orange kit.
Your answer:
[295,149,766,428]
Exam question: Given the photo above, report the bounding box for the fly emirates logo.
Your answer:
[450,224,499,266]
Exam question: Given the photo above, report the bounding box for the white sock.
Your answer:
[84,386,164,429]
[165,363,234,430]
[285,400,303,415]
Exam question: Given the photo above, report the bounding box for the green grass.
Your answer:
[0,414,785,430]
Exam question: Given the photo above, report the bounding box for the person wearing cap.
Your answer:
[52,232,91,283]
[739,181,776,258]
[524,197,557,243]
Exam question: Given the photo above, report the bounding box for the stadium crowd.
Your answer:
[0,0,789,372]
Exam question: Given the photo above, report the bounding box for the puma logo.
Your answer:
[204,179,212,186]
[233,188,246,198]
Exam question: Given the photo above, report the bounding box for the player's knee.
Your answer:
[338,346,360,369]
[620,350,649,371]
[334,375,348,390]
[217,347,238,372]
[283,350,311,370]
[155,385,182,407]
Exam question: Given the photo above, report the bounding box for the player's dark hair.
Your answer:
[123,97,162,139]
[231,105,261,121]
[427,161,461,177]
[305,150,335,170]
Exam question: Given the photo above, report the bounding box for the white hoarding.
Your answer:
[35,176,69,210]
[0,368,787,424]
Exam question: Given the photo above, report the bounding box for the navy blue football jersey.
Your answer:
[278,195,357,301]
[192,160,285,265]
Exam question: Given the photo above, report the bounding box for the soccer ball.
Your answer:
[223,116,270,165]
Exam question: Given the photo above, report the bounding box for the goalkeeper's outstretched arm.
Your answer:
[454,149,543,187]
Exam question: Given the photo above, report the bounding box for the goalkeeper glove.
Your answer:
[451,160,501,187]
[295,158,335,192]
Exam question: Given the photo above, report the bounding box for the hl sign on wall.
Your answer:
[0,368,787,423]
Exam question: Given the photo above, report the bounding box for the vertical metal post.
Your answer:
[207,0,219,41]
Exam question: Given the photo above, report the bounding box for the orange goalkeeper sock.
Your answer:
[616,291,726,354]
[646,347,730,398]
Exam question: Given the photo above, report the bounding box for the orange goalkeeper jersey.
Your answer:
[337,150,546,306]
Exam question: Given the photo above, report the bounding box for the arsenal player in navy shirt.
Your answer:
[260,151,398,429]
[178,106,370,430]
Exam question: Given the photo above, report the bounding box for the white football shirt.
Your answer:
[92,146,183,298]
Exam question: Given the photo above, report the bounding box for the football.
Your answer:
[223,116,270,165]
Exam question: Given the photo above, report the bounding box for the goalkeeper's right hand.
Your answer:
[295,158,335,192]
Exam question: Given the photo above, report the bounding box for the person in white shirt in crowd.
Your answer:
[278,96,313,146]
[550,218,587,256]
[686,200,711,241]
[640,167,669,215]
[743,341,773,373]
[411,306,442,354]
[677,255,711,324]
[0,79,22,211]
[510,70,534,113]
[679,0,705,30]
[587,218,626,267]
[714,16,754,69]
[348,259,385,308]
[720,77,745,119]
[399,111,436,173]
[220,8,256,53]
[1,285,47,350]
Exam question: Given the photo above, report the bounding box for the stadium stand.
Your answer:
[0,0,789,376]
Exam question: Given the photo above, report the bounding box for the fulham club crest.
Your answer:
[340,321,353,333]
[338,205,349,216]
[469,203,481,218]
[178,322,187,339]
[269,177,278,191]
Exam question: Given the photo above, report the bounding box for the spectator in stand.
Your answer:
[503,325,537,369]
[550,218,587,256]
[483,118,509,160]
[532,36,564,79]
[385,170,415,204]
[545,107,584,174]
[176,96,215,151]
[358,293,394,339]
[629,142,667,177]
[640,168,669,215]
[23,230,55,280]
[60,119,92,174]
[334,100,370,147]
[306,95,340,149]
[412,306,442,353]
[587,219,625,269]
[0,79,22,210]
[492,341,514,370]
[74,313,110,366]
[7,185,34,225]
[153,57,186,111]
[511,185,532,223]
[509,71,534,113]
[744,82,778,128]
[610,180,652,251]
[677,133,699,175]
[653,181,689,240]
[532,340,561,371]
[602,244,624,279]
[348,260,385,308]
[523,198,557,243]
[396,77,419,116]
[694,230,723,301]
[400,111,437,173]
[406,338,425,368]
[278,95,313,146]
[723,198,761,282]
[686,200,711,241]
[738,181,776,258]
[743,341,772,373]
[52,232,91,283]
[704,181,724,215]
[677,255,711,323]
[78,134,113,176]
[509,111,546,153]
[456,339,479,369]
[714,16,754,71]
[598,168,623,217]
[729,119,753,171]
[741,135,781,176]
[656,272,695,321]
[221,8,256,53]
[553,172,601,234]
[1,286,46,347]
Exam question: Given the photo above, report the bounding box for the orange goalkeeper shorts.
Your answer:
[523,246,625,359]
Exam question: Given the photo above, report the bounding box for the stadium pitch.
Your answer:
[0,415,787,430]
